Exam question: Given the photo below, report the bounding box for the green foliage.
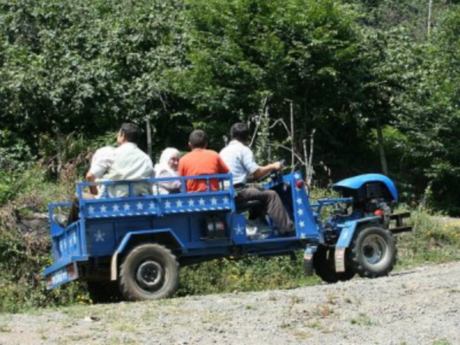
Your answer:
[178,255,320,296]
[1,0,460,211]
[397,211,460,268]
[0,0,189,152]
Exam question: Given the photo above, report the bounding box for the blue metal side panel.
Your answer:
[115,229,186,255]
[229,213,248,245]
[335,217,381,249]
[289,172,320,240]
[333,173,398,201]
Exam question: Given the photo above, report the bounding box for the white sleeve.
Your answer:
[241,147,260,174]
[89,160,109,179]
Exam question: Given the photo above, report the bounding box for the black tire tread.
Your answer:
[313,245,355,283]
[349,226,396,278]
[119,243,179,301]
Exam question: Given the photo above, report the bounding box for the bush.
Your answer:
[396,210,460,268]
[177,255,320,297]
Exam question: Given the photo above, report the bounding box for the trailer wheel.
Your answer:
[349,226,396,278]
[313,245,355,283]
[119,243,179,301]
[87,281,122,303]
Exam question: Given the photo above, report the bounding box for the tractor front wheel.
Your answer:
[349,226,396,278]
[119,243,179,301]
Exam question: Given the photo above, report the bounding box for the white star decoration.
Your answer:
[188,199,194,206]
[211,197,217,205]
[296,198,302,205]
[124,203,130,211]
[176,200,183,207]
[298,209,304,216]
[199,198,205,206]
[294,173,301,179]
[149,202,155,209]
[89,206,95,214]
[299,221,305,228]
[100,205,107,213]
[112,204,119,212]
[165,201,171,208]
[136,202,143,210]
[94,230,105,242]
[223,197,229,204]
[234,225,245,235]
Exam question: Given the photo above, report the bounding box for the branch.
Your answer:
[274,143,305,164]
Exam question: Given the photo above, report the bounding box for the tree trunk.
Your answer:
[427,0,433,39]
[376,123,389,176]
[146,118,152,158]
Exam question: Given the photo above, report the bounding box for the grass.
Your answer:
[350,313,374,326]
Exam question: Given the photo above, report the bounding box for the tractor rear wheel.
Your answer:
[313,245,355,283]
[349,226,396,278]
[119,243,179,301]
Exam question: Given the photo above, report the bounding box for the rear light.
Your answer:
[374,209,384,217]
[295,179,304,189]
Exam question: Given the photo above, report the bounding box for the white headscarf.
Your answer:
[154,147,180,178]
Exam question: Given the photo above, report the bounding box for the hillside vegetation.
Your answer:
[0,0,459,212]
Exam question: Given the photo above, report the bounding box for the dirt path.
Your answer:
[1,261,459,345]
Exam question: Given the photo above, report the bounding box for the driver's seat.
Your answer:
[235,199,263,213]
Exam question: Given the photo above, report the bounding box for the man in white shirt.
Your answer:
[88,123,154,197]
[220,122,294,235]
[85,145,115,197]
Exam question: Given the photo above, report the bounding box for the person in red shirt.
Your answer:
[178,129,229,192]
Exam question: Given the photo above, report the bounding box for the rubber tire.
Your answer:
[349,226,396,278]
[313,245,355,283]
[87,281,122,303]
[119,243,179,301]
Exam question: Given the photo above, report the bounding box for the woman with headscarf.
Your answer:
[154,147,181,194]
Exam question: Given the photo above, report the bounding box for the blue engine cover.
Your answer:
[332,173,398,202]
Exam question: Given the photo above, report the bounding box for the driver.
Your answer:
[220,122,294,235]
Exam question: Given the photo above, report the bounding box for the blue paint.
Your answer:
[333,173,398,201]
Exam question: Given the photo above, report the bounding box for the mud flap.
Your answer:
[334,247,346,273]
[303,245,317,275]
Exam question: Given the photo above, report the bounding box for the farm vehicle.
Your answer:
[43,171,411,301]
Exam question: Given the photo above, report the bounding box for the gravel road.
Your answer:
[0,261,459,345]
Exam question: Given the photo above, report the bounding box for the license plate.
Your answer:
[47,263,79,289]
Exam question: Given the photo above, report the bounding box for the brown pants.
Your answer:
[236,187,293,233]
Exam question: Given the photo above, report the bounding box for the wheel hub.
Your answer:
[362,235,386,265]
[136,260,163,289]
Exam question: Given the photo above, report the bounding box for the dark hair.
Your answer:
[188,129,208,149]
[119,122,139,143]
[230,122,249,142]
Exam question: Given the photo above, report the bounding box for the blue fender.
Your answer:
[110,228,186,280]
[333,217,380,272]
[333,173,398,202]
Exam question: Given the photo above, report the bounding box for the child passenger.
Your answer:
[178,129,229,192]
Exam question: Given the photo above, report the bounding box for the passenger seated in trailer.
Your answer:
[66,145,115,224]
[153,147,181,194]
[104,122,154,197]
[178,129,229,192]
[84,145,115,197]
[66,123,154,224]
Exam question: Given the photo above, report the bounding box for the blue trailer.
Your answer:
[43,172,411,301]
